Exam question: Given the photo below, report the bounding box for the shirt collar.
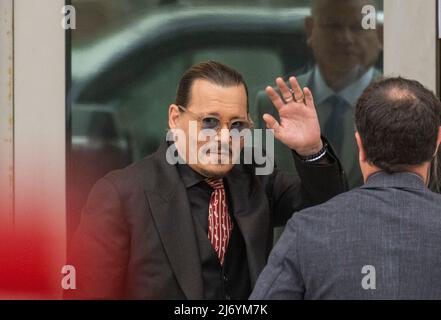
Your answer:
[361,171,427,190]
[176,162,206,188]
[169,140,206,188]
[313,65,374,106]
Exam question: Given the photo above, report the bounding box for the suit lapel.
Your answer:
[225,166,271,287]
[144,143,203,300]
[143,144,274,295]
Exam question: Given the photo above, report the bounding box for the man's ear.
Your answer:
[355,131,367,162]
[304,17,314,45]
[435,126,441,155]
[168,104,180,129]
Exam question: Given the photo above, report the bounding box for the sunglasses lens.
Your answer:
[230,121,249,132]
[201,117,220,130]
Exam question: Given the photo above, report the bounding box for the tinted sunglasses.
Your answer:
[177,105,252,133]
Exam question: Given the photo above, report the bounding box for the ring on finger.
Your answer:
[290,88,304,103]
[295,94,305,103]
[284,95,294,103]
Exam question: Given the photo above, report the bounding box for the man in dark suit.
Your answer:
[251,77,441,300]
[256,0,383,188]
[69,61,346,299]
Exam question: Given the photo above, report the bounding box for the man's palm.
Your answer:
[263,77,323,156]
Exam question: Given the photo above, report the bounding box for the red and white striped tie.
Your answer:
[205,178,233,266]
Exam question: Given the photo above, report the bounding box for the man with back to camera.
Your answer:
[256,0,383,188]
[250,77,441,300]
[68,61,347,299]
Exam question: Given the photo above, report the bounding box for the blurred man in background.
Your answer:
[257,0,383,188]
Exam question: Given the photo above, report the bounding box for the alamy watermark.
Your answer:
[61,264,378,291]
[361,265,376,290]
[62,4,377,31]
[166,121,275,176]
[361,4,377,30]
[61,265,76,290]
[61,5,76,30]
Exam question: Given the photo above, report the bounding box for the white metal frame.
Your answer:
[13,0,66,298]
[384,0,438,92]
[0,0,14,227]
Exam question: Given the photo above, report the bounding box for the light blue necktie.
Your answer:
[323,95,350,156]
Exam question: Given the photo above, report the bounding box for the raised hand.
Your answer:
[263,76,323,157]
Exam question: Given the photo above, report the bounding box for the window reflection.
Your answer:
[256,0,383,188]
[68,0,384,236]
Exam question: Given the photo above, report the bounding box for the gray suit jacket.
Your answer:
[250,171,441,299]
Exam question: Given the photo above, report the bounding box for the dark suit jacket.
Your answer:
[69,142,346,299]
[251,172,441,300]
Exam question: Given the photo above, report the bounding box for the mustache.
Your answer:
[201,143,233,155]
